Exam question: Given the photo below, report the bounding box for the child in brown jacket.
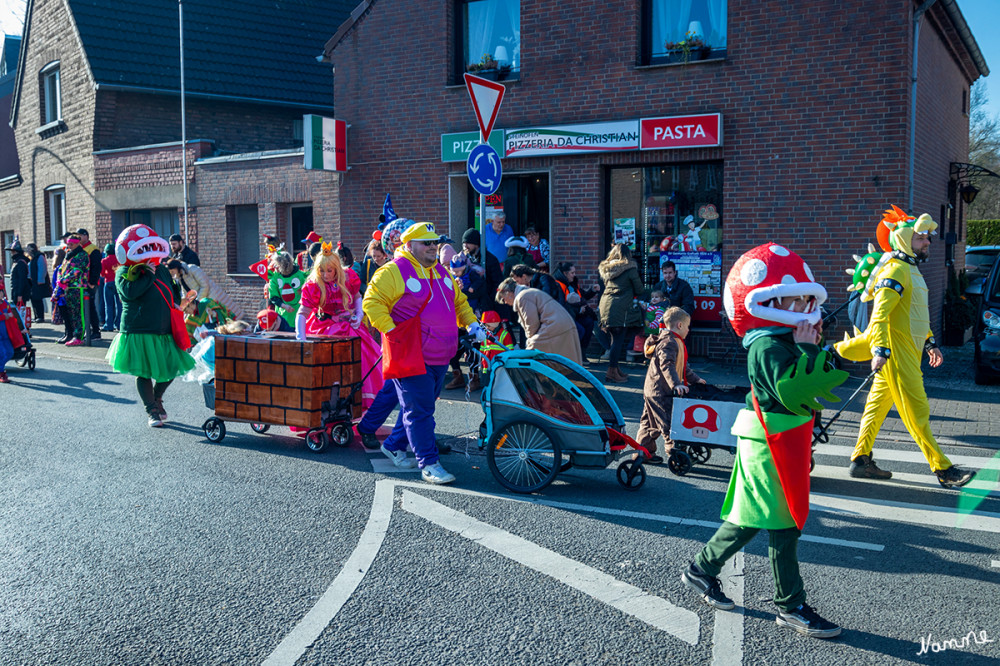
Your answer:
[637,307,707,464]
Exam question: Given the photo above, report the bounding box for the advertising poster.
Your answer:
[613,218,636,250]
[662,251,722,324]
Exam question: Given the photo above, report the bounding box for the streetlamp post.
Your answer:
[179,0,189,244]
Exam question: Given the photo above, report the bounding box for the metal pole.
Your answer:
[179,0,190,244]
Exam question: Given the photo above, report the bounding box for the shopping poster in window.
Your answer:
[613,218,636,250]
[662,251,722,323]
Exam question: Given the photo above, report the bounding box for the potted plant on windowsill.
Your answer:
[943,266,977,346]
[664,32,710,64]
[466,54,512,81]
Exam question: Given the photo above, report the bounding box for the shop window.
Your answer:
[40,62,61,125]
[609,163,723,326]
[230,205,260,274]
[45,185,66,245]
[641,0,727,65]
[455,0,520,83]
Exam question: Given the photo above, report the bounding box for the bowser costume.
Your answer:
[835,206,975,488]
[682,243,848,640]
[363,222,483,485]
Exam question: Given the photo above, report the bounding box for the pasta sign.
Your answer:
[640,113,722,150]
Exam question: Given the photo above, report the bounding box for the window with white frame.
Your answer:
[46,186,66,244]
[643,0,727,64]
[456,0,520,82]
[40,62,61,124]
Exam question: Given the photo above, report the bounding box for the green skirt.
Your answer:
[106,332,196,382]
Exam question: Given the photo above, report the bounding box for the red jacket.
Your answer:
[100,255,120,282]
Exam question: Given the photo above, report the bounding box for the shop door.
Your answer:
[468,173,549,242]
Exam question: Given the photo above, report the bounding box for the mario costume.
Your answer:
[682,242,848,639]
[835,206,975,488]
[363,222,484,484]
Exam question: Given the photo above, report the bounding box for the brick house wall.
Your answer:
[0,0,97,249]
[194,153,341,317]
[328,0,979,358]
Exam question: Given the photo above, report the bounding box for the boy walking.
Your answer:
[636,307,705,464]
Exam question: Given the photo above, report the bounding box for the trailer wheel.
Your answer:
[305,428,330,453]
[616,460,646,490]
[688,445,711,465]
[203,417,226,443]
[250,423,270,434]
[667,449,692,476]
[486,421,561,493]
[330,423,353,447]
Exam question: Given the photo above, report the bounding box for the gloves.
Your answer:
[295,313,307,341]
[467,322,488,343]
[350,297,364,329]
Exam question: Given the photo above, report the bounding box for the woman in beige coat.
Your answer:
[166,260,243,320]
[496,278,582,365]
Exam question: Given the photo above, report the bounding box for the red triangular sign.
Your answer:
[464,73,505,142]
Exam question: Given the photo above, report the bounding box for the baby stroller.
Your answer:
[463,336,652,493]
[1,297,36,371]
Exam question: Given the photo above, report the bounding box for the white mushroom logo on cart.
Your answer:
[682,404,719,439]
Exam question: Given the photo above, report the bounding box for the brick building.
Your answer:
[324,0,988,352]
[1,0,352,315]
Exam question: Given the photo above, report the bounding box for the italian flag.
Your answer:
[304,115,347,172]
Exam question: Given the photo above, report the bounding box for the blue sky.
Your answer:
[960,0,999,120]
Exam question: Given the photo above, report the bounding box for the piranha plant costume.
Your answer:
[682,242,848,640]
[106,224,195,427]
[834,206,976,488]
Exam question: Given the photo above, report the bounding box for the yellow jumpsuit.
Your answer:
[834,257,951,471]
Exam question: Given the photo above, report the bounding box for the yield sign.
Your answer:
[464,73,506,142]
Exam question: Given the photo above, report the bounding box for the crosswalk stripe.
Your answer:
[811,464,1000,497]
[810,492,1000,533]
[814,443,1000,470]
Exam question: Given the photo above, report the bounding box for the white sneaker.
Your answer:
[600,350,611,361]
[148,415,164,428]
[381,444,416,468]
[421,463,456,485]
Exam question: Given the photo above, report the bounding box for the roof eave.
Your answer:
[939,0,990,78]
[324,0,373,58]
[94,83,334,112]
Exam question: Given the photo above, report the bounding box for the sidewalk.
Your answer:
[25,320,999,449]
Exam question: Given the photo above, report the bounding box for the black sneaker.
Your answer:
[647,455,664,465]
[681,562,735,610]
[936,465,976,488]
[776,603,842,638]
[849,454,892,479]
[358,429,381,450]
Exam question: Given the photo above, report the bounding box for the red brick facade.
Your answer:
[326,0,982,355]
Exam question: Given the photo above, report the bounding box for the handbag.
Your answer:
[152,278,192,351]
[382,286,433,380]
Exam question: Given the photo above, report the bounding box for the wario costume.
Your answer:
[835,206,975,488]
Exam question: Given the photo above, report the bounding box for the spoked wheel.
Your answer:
[667,449,693,476]
[203,417,226,443]
[304,427,330,453]
[687,445,711,465]
[486,421,561,493]
[250,423,270,434]
[616,460,647,490]
[330,423,353,447]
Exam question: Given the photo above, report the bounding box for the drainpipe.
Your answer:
[908,0,937,212]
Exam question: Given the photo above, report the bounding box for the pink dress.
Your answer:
[300,270,383,409]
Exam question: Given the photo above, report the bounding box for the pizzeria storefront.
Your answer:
[443,112,724,326]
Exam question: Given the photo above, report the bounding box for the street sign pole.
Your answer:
[463,73,506,281]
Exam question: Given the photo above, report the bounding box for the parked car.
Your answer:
[968,252,1000,384]
[965,245,1000,284]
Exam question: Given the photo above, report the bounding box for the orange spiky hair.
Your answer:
[877,204,913,252]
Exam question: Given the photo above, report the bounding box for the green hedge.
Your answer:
[967,219,1000,246]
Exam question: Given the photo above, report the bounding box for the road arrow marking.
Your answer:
[400,490,701,645]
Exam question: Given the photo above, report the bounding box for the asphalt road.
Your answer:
[1,346,999,665]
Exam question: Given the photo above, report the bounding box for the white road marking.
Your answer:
[992,560,1000,568]
[813,443,1000,470]
[810,493,1000,534]
[400,490,701,645]
[711,551,744,666]
[262,479,395,666]
[812,464,1000,497]
[369,457,421,474]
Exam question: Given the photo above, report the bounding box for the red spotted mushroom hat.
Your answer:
[723,243,827,337]
[114,224,171,267]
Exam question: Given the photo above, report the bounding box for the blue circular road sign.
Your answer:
[467,144,502,196]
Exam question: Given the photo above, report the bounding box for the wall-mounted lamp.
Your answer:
[959,183,980,205]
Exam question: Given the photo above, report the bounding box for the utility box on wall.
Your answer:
[213,334,362,428]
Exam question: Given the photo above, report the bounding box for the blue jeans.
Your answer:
[102,282,121,329]
[381,364,448,469]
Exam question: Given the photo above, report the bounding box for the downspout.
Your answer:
[908,0,937,212]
